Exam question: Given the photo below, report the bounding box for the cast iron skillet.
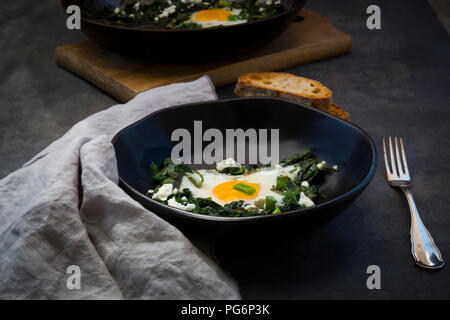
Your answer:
[112,98,377,239]
[61,0,307,61]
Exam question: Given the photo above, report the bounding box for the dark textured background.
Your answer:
[1,0,449,299]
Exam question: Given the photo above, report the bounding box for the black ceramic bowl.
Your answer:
[61,0,307,61]
[112,98,377,239]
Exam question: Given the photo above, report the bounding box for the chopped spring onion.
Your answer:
[187,170,204,188]
[232,183,256,195]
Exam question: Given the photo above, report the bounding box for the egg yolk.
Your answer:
[213,181,260,202]
[194,8,232,21]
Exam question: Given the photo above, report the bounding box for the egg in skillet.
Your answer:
[186,8,247,28]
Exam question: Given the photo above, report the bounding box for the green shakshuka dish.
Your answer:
[87,0,284,29]
[147,150,339,217]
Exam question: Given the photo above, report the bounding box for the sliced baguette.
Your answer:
[235,72,333,112]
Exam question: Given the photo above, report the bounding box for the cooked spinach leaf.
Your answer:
[272,175,290,191]
[219,166,246,175]
[280,150,310,166]
[265,196,276,213]
[293,159,318,184]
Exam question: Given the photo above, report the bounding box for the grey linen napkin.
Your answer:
[0,76,241,299]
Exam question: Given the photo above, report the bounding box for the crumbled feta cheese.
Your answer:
[172,188,178,194]
[299,192,315,208]
[181,196,188,202]
[216,158,242,171]
[133,2,140,10]
[168,197,196,212]
[128,13,135,18]
[158,5,177,19]
[301,181,309,188]
[259,7,264,12]
[332,165,339,170]
[114,7,120,14]
[317,161,327,170]
[147,189,154,194]
[245,204,258,211]
[152,183,173,201]
[275,164,298,179]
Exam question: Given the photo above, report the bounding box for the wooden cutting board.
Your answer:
[55,8,351,103]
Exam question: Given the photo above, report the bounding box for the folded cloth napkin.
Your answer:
[0,76,241,299]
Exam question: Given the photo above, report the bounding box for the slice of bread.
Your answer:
[234,72,333,112]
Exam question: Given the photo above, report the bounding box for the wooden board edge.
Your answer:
[54,46,138,102]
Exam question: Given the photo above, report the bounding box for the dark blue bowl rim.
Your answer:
[111,97,378,222]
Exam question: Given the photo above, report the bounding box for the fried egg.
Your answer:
[179,164,300,207]
[187,8,246,28]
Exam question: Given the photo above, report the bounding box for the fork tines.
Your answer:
[383,137,410,181]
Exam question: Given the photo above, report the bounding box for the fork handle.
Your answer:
[401,187,444,269]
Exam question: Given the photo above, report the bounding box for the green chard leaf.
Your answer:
[302,164,320,182]
[303,184,318,199]
[272,175,290,191]
[280,150,310,166]
[220,166,246,175]
[294,159,318,184]
[280,188,301,212]
[265,196,276,213]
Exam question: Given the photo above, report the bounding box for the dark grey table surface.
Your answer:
[1,0,449,299]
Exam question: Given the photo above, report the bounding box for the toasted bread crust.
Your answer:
[235,72,333,111]
[329,103,350,120]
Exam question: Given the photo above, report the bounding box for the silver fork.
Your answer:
[383,137,444,269]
